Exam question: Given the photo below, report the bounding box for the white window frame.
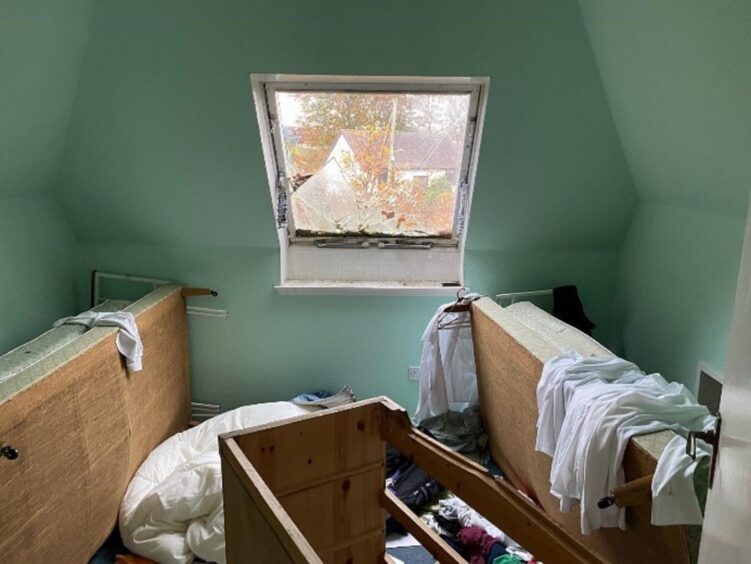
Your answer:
[251,74,489,295]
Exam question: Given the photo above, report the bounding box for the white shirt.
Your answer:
[415,296,480,422]
[536,352,714,534]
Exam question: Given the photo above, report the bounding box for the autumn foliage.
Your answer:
[280,92,468,237]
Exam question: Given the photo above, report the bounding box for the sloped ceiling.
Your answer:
[57,0,636,251]
[579,0,751,215]
[0,0,95,196]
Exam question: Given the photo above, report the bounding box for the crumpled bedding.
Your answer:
[119,402,315,563]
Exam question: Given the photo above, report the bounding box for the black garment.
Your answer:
[385,445,443,534]
[552,285,596,336]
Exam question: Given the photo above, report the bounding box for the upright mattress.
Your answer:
[0,299,131,402]
[501,301,674,459]
[473,298,702,563]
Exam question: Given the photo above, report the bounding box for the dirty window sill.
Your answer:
[275,280,462,297]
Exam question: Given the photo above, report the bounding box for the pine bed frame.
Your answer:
[219,397,604,564]
[220,297,699,564]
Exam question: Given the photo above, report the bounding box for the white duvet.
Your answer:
[119,402,315,563]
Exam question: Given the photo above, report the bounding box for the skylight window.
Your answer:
[252,75,489,294]
[277,91,469,239]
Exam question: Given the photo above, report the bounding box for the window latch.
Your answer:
[377,241,432,250]
[314,239,433,250]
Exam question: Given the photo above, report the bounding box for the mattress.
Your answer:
[0,299,131,402]
[504,301,611,356]
[501,301,674,459]
[497,300,705,561]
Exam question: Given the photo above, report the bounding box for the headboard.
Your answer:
[0,285,191,563]
[471,297,692,564]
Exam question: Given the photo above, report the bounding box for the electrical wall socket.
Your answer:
[408,366,420,381]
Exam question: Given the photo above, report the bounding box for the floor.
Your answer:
[92,529,438,563]
[387,545,436,563]
[89,530,127,564]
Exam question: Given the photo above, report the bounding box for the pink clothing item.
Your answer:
[457,526,498,564]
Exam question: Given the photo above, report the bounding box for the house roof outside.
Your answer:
[339,130,462,171]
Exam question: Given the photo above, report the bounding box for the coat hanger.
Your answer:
[437,287,474,330]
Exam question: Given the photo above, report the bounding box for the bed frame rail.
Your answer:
[220,398,606,564]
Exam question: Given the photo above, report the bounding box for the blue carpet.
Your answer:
[387,545,437,564]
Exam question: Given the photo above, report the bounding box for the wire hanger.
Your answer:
[437,287,476,330]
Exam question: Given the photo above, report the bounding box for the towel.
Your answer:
[55,311,143,371]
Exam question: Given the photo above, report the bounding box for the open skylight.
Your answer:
[275,91,470,239]
[252,75,489,293]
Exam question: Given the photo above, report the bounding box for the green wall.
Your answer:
[5,0,748,407]
[0,0,94,353]
[0,196,78,352]
[579,0,750,386]
[73,245,619,410]
[616,204,744,386]
[58,0,634,410]
[0,0,95,196]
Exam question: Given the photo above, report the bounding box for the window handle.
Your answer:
[377,241,432,250]
[315,240,433,250]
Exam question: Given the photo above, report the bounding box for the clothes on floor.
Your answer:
[437,496,523,551]
[415,295,481,422]
[418,405,487,454]
[552,285,596,335]
[290,385,356,408]
[486,542,508,563]
[493,555,524,564]
[457,526,502,564]
[386,445,444,535]
[536,351,714,534]
[55,311,143,372]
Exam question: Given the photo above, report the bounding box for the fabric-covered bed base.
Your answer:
[0,299,131,400]
[471,298,695,564]
[0,285,190,564]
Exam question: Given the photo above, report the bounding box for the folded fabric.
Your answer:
[536,351,714,534]
[55,311,143,372]
[291,385,356,408]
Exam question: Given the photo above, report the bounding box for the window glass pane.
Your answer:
[276,91,470,238]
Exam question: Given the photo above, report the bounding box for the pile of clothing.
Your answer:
[385,409,538,564]
[421,496,538,563]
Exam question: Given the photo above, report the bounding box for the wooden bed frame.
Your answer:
[221,298,699,564]
[0,285,193,564]
[220,397,605,564]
